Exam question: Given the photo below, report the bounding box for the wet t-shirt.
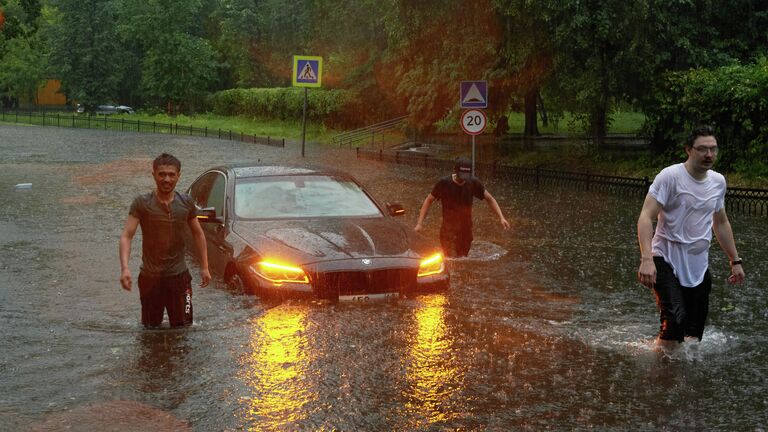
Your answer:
[129,191,197,277]
[431,175,485,232]
[649,163,726,287]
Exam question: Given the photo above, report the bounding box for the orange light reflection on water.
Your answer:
[405,294,462,426]
[238,306,315,428]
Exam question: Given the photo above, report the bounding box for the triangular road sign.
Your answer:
[460,81,488,108]
[463,84,485,104]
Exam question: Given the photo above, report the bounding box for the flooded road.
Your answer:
[1,124,766,431]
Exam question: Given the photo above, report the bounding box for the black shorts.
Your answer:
[651,257,712,342]
[440,226,473,258]
[138,270,193,328]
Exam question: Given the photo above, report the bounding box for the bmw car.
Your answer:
[186,164,449,301]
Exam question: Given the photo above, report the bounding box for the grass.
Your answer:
[505,111,647,134]
[127,112,338,142]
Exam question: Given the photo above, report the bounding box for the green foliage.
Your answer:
[645,58,768,179]
[140,34,216,109]
[208,87,353,125]
[116,0,217,111]
[0,33,46,101]
[45,0,123,109]
[381,1,501,131]
[0,0,47,104]
[4,0,768,156]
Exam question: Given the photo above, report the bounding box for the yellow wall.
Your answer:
[36,80,67,105]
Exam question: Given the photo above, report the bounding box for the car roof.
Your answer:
[204,164,354,180]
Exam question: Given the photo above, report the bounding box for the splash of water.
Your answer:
[445,240,508,262]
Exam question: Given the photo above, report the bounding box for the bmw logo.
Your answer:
[361,259,372,265]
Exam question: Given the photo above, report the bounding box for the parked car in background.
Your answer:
[76,104,134,114]
[186,164,450,302]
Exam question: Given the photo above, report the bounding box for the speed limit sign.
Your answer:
[460,109,487,135]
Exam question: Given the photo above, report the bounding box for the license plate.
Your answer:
[338,292,399,302]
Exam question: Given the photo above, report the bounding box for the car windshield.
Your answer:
[234,175,383,219]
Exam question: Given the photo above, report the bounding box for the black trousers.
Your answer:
[440,226,473,257]
[652,257,712,342]
[138,270,193,328]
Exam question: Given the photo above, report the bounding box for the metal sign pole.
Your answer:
[472,135,476,177]
[301,87,307,157]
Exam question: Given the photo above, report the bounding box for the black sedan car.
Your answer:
[186,164,449,301]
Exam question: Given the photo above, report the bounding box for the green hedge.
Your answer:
[208,87,353,124]
[645,58,768,178]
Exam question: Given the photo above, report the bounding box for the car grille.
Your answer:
[314,268,417,297]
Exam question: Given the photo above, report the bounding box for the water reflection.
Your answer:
[238,305,315,428]
[134,330,191,408]
[404,294,463,426]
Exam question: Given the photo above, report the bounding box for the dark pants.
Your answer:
[652,257,712,342]
[440,226,473,257]
[138,270,193,328]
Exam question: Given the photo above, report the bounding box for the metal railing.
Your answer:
[0,110,285,148]
[355,147,768,217]
[331,115,409,148]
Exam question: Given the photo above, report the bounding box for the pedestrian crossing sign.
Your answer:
[292,55,323,88]
[460,80,488,108]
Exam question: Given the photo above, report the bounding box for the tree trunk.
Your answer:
[593,106,607,148]
[537,91,548,127]
[524,88,540,137]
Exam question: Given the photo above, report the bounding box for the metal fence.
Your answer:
[356,148,768,217]
[0,110,285,148]
[330,115,409,149]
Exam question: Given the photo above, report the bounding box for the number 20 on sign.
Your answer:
[460,109,487,135]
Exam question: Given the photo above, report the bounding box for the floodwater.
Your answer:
[0,125,766,431]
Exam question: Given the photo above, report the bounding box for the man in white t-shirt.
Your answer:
[637,125,745,348]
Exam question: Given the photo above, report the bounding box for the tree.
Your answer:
[0,34,46,104]
[0,0,46,107]
[116,0,217,113]
[539,0,653,146]
[46,0,122,110]
[377,0,502,132]
[492,0,554,137]
[141,33,216,111]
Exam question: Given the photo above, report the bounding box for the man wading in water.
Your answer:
[415,156,510,257]
[637,125,745,349]
[119,153,211,328]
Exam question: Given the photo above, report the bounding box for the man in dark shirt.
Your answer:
[119,153,211,328]
[415,157,510,257]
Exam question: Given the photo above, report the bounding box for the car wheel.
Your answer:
[226,272,249,294]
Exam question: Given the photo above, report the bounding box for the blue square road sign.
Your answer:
[460,81,488,109]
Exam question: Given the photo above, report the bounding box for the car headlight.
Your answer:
[418,253,444,277]
[252,260,309,284]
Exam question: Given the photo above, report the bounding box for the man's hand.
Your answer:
[414,222,424,232]
[200,268,212,287]
[728,263,745,284]
[637,257,656,288]
[500,218,510,230]
[120,269,132,291]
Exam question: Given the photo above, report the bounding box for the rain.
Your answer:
[1,125,767,430]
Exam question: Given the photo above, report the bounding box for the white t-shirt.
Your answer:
[649,163,726,287]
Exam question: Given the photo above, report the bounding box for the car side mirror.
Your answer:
[386,203,406,217]
[197,207,223,224]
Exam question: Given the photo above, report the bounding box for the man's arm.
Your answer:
[119,215,140,291]
[712,207,745,284]
[414,194,436,232]
[637,194,662,288]
[483,190,510,230]
[188,217,212,287]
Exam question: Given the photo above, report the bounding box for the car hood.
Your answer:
[232,218,430,263]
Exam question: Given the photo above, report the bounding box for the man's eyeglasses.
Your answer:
[692,145,719,155]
